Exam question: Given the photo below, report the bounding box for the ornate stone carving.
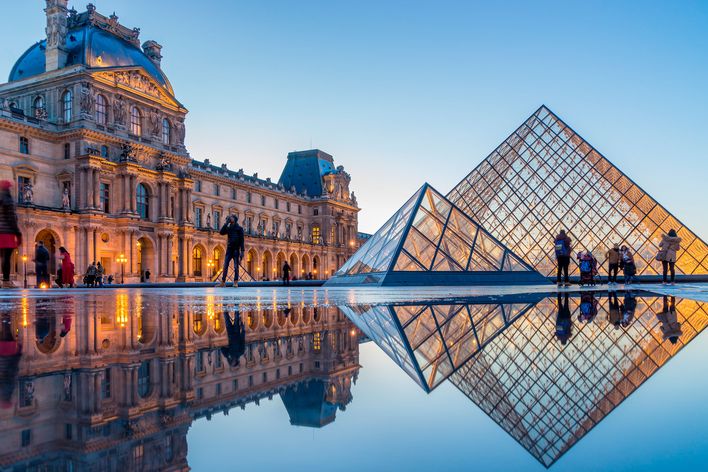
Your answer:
[156,153,172,171]
[34,107,48,120]
[112,95,126,125]
[149,108,160,135]
[174,118,185,145]
[119,143,136,162]
[62,187,70,210]
[22,183,34,204]
[79,83,95,116]
[85,146,100,156]
[115,70,161,98]
[45,1,68,49]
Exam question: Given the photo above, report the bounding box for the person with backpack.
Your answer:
[620,246,637,285]
[658,229,682,285]
[606,243,621,285]
[554,230,572,287]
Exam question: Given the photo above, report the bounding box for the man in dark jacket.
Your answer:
[34,241,50,287]
[220,311,246,367]
[554,229,572,287]
[219,215,245,287]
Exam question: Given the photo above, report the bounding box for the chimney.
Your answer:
[142,40,163,67]
[44,0,69,71]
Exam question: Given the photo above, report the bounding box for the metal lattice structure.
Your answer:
[447,106,708,277]
[340,294,708,466]
[327,184,545,286]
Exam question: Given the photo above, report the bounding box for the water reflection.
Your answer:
[347,292,708,467]
[0,293,360,471]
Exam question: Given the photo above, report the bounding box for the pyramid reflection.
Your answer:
[342,293,708,467]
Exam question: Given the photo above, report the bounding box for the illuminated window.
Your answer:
[312,226,321,244]
[17,176,30,204]
[130,106,142,136]
[136,183,149,219]
[95,94,107,125]
[193,247,203,276]
[162,118,170,145]
[313,332,321,351]
[61,90,72,122]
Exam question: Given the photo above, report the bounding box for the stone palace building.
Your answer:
[0,1,360,283]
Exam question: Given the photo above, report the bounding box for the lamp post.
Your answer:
[117,254,127,284]
[21,255,27,288]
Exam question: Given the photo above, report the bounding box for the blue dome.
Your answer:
[9,24,174,96]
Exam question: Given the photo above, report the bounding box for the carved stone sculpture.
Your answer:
[174,118,185,144]
[149,108,159,135]
[156,153,172,171]
[23,183,34,204]
[79,84,95,116]
[62,187,70,210]
[112,95,125,124]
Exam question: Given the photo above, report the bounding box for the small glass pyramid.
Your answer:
[327,184,547,286]
[447,105,708,277]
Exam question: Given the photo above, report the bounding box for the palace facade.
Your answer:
[0,1,359,283]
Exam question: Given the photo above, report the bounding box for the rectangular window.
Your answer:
[64,143,71,159]
[298,205,302,215]
[288,365,292,376]
[196,351,204,372]
[216,383,222,396]
[299,363,303,373]
[246,192,252,203]
[214,211,220,229]
[19,137,29,155]
[286,201,291,212]
[101,368,111,399]
[233,379,239,390]
[314,332,322,351]
[248,375,253,387]
[313,208,319,216]
[315,361,321,369]
[274,199,279,209]
[196,387,203,400]
[65,424,72,440]
[100,183,110,213]
[21,430,31,448]
[17,176,31,204]
[215,350,222,368]
[276,369,280,380]
[19,380,33,407]
[312,226,321,245]
[260,195,266,206]
[262,372,267,383]
[195,207,202,228]
[195,180,202,192]
[231,187,236,199]
[215,184,220,196]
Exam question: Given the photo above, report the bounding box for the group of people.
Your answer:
[554,228,683,287]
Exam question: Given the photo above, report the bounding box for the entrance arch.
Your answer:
[35,229,60,276]
[262,251,273,280]
[313,255,321,279]
[137,236,156,282]
[302,254,310,278]
[276,252,286,279]
[289,253,299,280]
[246,248,257,278]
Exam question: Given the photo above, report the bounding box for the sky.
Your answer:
[1,1,707,236]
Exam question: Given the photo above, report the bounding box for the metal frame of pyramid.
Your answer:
[210,262,255,283]
[326,183,548,286]
[447,105,708,278]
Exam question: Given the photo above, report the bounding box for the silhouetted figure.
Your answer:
[657,295,682,344]
[0,181,21,288]
[608,291,621,330]
[0,309,21,409]
[555,293,572,345]
[606,243,620,285]
[282,261,291,286]
[659,229,682,285]
[219,215,245,287]
[144,269,151,282]
[621,292,637,328]
[34,241,50,287]
[554,230,572,287]
[220,311,246,366]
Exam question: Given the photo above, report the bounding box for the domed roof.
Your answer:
[9,23,174,96]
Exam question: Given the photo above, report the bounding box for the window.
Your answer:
[275,198,279,210]
[298,204,302,215]
[65,424,72,440]
[64,143,71,159]
[260,195,266,206]
[195,207,202,227]
[216,383,222,395]
[19,137,29,155]
[19,380,33,407]
[245,216,252,233]
[215,349,222,368]
[288,365,292,376]
[17,176,31,204]
[162,118,170,145]
[130,106,142,136]
[248,375,253,387]
[196,351,204,372]
[95,94,107,125]
[214,184,220,197]
[214,211,220,229]
[193,246,203,276]
[137,361,151,398]
[62,90,72,122]
[262,372,267,383]
[231,187,236,199]
[21,430,31,448]
[313,208,319,216]
[314,332,322,351]
[312,226,321,244]
[33,96,45,118]
[196,387,203,400]
[136,183,149,219]
[100,145,109,158]
[233,379,239,390]
[100,183,110,213]
[286,201,291,212]
[195,180,202,192]
[101,368,111,399]
[246,192,252,203]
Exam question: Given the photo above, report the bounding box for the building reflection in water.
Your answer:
[344,292,708,467]
[0,292,360,471]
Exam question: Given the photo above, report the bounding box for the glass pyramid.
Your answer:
[447,105,708,277]
[212,263,255,283]
[339,294,708,467]
[327,184,547,286]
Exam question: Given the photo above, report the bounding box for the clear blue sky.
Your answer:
[2,1,707,236]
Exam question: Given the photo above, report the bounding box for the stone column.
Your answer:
[129,175,136,213]
[78,168,86,209]
[93,168,100,209]
[167,236,174,277]
[177,236,184,278]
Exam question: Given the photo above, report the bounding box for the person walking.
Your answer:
[658,229,682,285]
[57,247,75,288]
[218,215,245,287]
[34,241,50,287]
[606,243,620,285]
[0,181,21,288]
[554,230,572,287]
[282,261,291,286]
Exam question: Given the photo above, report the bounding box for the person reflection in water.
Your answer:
[221,310,246,367]
[0,309,21,409]
[608,291,622,330]
[657,295,682,344]
[578,292,598,323]
[621,292,637,329]
[556,293,572,345]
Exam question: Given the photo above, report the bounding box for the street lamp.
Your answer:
[116,254,127,284]
[21,255,27,288]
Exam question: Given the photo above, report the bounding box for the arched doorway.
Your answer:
[262,251,272,280]
[289,253,299,280]
[313,256,321,279]
[246,249,257,278]
[35,229,59,276]
[276,252,286,279]
[137,237,155,282]
[302,254,311,278]
[193,245,205,278]
[213,246,223,278]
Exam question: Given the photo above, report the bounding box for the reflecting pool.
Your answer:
[0,287,707,471]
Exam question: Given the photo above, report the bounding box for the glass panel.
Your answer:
[412,207,444,245]
[402,228,437,270]
[393,250,425,272]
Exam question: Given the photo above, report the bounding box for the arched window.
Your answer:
[213,247,222,277]
[137,360,151,398]
[162,118,170,145]
[61,90,72,123]
[33,96,44,116]
[130,106,142,136]
[100,145,109,158]
[95,94,107,125]
[193,246,203,276]
[136,183,149,219]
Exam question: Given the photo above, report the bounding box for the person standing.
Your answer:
[85,262,97,287]
[34,241,50,287]
[658,229,682,285]
[605,243,620,285]
[58,247,74,288]
[657,295,682,344]
[553,230,572,287]
[144,269,151,282]
[0,181,21,288]
[282,261,291,286]
[220,310,246,367]
[95,262,104,287]
[555,292,572,345]
[218,215,245,287]
[620,245,636,285]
